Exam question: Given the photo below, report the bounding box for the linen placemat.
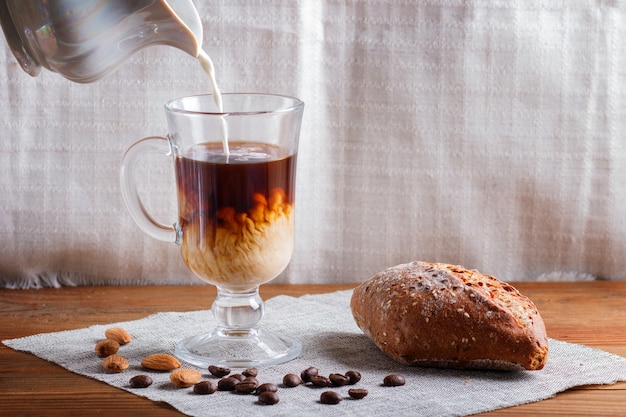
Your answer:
[4,290,626,416]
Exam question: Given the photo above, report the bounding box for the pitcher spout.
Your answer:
[161,0,203,57]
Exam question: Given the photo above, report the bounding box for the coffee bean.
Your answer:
[256,382,278,395]
[300,366,319,383]
[320,390,342,405]
[242,367,258,377]
[348,388,368,399]
[129,374,153,388]
[329,373,350,386]
[244,376,259,385]
[217,376,240,391]
[230,373,246,382]
[208,365,231,378]
[258,391,280,405]
[383,373,406,387]
[345,370,361,384]
[310,375,331,387]
[282,373,302,387]
[235,378,258,394]
[193,380,217,395]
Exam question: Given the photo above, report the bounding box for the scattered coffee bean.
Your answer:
[345,370,361,384]
[329,373,350,386]
[242,367,258,377]
[283,373,302,387]
[310,375,331,387]
[258,391,280,405]
[256,382,278,395]
[235,378,258,394]
[208,365,231,378]
[320,390,342,405]
[383,373,406,387]
[246,376,259,385]
[193,380,217,395]
[230,373,246,382]
[129,374,153,388]
[217,376,240,391]
[300,366,319,383]
[348,388,368,399]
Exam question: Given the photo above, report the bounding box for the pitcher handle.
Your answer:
[120,136,179,243]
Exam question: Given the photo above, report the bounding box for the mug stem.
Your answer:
[212,287,264,331]
[174,286,301,367]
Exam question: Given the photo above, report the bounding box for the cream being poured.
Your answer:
[197,50,229,156]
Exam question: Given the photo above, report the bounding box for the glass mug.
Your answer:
[120,93,304,367]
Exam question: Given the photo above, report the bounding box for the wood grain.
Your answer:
[1,282,625,416]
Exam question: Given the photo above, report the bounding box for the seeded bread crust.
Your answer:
[350,261,549,371]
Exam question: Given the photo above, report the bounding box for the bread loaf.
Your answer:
[350,261,548,371]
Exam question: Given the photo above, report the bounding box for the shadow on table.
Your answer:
[306,330,534,383]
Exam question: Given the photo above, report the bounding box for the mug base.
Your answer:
[174,327,301,368]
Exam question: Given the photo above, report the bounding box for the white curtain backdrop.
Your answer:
[1,0,625,287]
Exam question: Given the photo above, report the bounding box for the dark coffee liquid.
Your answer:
[175,142,296,221]
[174,142,296,288]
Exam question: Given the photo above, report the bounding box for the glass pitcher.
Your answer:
[0,0,203,83]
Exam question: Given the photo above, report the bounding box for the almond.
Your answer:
[170,369,202,388]
[95,338,120,357]
[102,354,129,373]
[141,353,181,371]
[104,327,132,345]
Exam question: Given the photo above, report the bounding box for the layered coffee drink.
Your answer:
[121,90,304,365]
[175,142,296,290]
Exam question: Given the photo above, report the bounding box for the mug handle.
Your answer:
[119,136,179,243]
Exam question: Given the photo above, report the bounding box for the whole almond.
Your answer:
[141,353,181,371]
[95,339,120,357]
[104,327,132,345]
[102,354,129,373]
[170,369,202,388]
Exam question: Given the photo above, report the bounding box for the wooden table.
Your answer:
[2,282,626,416]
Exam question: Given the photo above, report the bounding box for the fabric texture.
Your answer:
[4,290,626,417]
[2,1,626,287]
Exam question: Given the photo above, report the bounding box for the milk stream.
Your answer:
[198,50,229,157]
